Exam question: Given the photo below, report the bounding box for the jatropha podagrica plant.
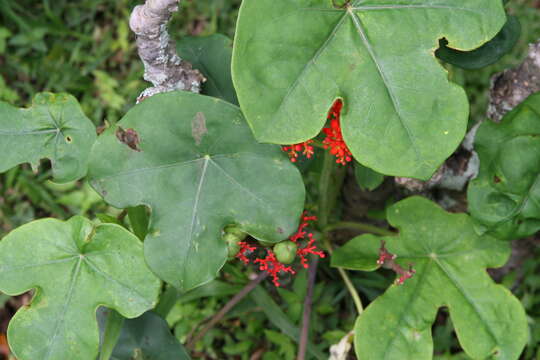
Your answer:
[0,0,536,359]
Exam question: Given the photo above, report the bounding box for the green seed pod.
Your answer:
[224,233,240,259]
[224,224,247,241]
[273,241,298,264]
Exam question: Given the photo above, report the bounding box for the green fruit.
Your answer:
[224,233,240,258]
[273,241,298,264]
[224,224,247,241]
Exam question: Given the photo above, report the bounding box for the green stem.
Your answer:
[324,221,395,237]
[310,139,326,149]
[318,151,336,230]
[323,236,363,315]
[99,310,124,360]
[154,285,179,318]
[337,267,363,315]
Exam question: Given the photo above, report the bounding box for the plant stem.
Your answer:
[316,150,364,314]
[99,309,124,360]
[297,256,320,360]
[310,139,326,149]
[337,267,363,315]
[324,221,395,237]
[323,236,363,315]
[318,150,336,230]
[186,272,268,350]
[154,285,179,319]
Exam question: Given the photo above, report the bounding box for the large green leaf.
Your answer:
[177,34,238,105]
[0,93,97,182]
[232,0,506,179]
[98,310,190,360]
[331,196,528,360]
[468,92,540,240]
[0,216,160,360]
[88,91,305,291]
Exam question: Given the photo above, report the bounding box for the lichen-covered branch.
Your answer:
[129,0,205,101]
[488,40,540,122]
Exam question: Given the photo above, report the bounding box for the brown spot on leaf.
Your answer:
[277,227,284,234]
[192,112,208,146]
[96,125,107,135]
[494,175,501,183]
[116,127,141,152]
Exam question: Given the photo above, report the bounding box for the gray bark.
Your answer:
[488,40,540,122]
[129,0,205,101]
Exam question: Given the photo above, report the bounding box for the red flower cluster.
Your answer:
[297,237,325,269]
[255,250,296,287]
[236,241,256,265]
[289,212,325,269]
[281,99,353,165]
[281,141,314,163]
[322,99,353,165]
[235,212,325,286]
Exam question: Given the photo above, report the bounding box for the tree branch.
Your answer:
[488,39,540,122]
[129,0,205,101]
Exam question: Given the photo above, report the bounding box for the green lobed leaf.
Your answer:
[331,196,528,360]
[88,91,305,291]
[0,92,97,182]
[232,0,506,179]
[436,15,521,70]
[0,216,161,360]
[468,92,540,240]
[177,34,238,105]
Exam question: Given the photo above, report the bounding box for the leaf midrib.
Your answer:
[264,10,348,138]
[434,258,499,345]
[380,260,432,360]
[44,256,83,360]
[183,156,211,285]
[348,9,421,160]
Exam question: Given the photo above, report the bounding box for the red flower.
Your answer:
[282,140,314,163]
[290,212,318,243]
[322,99,353,165]
[289,212,325,268]
[297,234,326,269]
[236,241,256,265]
[254,250,296,287]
